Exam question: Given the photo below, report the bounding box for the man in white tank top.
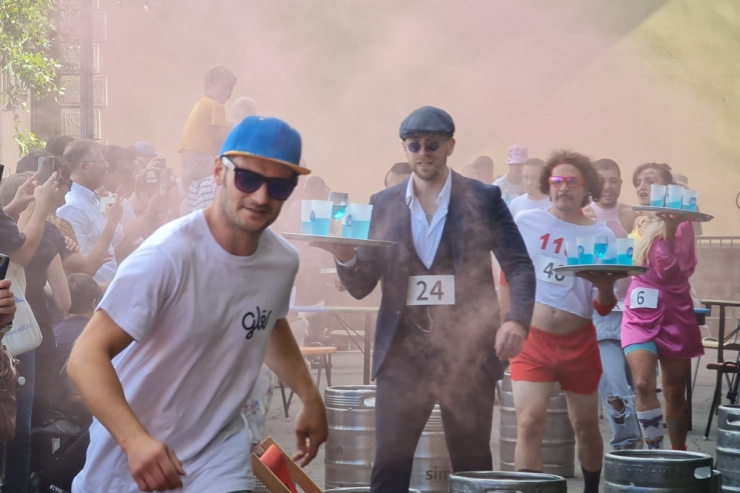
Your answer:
[503,151,626,493]
[583,159,642,451]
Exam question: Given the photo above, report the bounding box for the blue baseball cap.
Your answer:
[399,106,455,140]
[221,116,310,175]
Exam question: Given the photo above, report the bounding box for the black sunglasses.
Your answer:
[221,156,297,201]
[405,141,442,153]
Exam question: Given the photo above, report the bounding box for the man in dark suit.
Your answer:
[317,106,536,493]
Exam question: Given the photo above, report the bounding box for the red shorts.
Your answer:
[510,322,602,395]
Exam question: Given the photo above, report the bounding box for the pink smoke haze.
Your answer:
[100,0,736,234]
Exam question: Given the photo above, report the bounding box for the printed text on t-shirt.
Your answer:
[539,233,564,254]
[242,306,272,339]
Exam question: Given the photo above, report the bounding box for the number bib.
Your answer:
[407,275,455,306]
[534,254,573,287]
[630,287,659,309]
[613,299,626,312]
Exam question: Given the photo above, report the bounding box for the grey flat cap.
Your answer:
[399,106,455,140]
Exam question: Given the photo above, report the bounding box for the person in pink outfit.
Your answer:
[622,213,703,451]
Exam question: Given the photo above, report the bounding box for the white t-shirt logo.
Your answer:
[242,306,272,339]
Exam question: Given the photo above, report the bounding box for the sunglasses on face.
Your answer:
[405,141,442,153]
[548,176,585,188]
[221,156,297,201]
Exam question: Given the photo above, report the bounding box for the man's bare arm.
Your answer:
[68,310,185,491]
[264,318,328,466]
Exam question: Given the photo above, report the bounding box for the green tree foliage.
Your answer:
[0,0,59,154]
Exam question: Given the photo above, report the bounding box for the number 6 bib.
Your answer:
[630,287,659,309]
[407,275,455,306]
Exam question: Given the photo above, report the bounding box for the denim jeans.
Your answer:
[2,350,35,493]
[597,338,642,449]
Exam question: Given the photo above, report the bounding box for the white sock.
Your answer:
[637,408,664,449]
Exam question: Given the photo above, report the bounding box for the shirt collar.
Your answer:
[70,182,99,203]
[405,168,453,209]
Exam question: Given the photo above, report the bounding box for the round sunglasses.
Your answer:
[548,175,585,188]
[221,156,297,201]
[405,141,442,153]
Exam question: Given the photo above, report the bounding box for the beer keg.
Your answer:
[498,373,575,477]
[717,405,740,493]
[324,385,378,488]
[605,450,715,492]
[410,405,452,493]
[448,471,567,493]
[325,385,452,491]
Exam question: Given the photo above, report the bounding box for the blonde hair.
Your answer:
[633,217,666,266]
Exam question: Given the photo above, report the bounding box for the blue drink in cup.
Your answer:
[577,236,595,264]
[300,200,312,234]
[650,184,667,207]
[616,238,634,265]
[666,185,684,209]
[347,203,373,239]
[682,189,699,212]
[602,241,617,265]
[594,236,608,262]
[310,200,332,236]
[565,239,579,265]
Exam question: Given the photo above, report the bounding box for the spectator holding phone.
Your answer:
[56,139,127,283]
[0,170,70,493]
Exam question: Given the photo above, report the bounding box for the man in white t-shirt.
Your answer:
[500,151,625,493]
[67,116,328,493]
[508,158,550,218]
[493,144,527,200]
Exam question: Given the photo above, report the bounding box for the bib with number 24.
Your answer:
[407,275,455,306]
[534,254,573,287]
[630,287,658,309]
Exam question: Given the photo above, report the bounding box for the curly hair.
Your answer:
[539,150,603,207]
[631,162,674,187]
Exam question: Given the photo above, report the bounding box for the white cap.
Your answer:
[506,145,528,165]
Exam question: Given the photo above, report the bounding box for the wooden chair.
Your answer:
[703,315,740,438]
[279,344,337,419]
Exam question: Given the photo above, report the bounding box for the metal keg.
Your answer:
[410,405,452,493]
[717,405,740,493]
[325,385,378,488]
[448,471,567,493]
[604,450,715,492]
[498,373,575,477]
[324,489,420,492]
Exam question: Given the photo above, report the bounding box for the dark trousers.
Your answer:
[2,350,35,493]
[369,342,496,493]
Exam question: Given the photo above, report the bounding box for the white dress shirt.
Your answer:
[405,169,453,269]
[57,182,124,283]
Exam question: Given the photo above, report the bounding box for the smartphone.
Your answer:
[145,168,159,185]
[158,168,173,196]
[0,164,5,185]
[37,156,56,185]
[0,254,9,280]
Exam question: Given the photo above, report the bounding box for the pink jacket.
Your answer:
[622,222,703,359]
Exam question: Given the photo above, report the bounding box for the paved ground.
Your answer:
[262,350,725,492]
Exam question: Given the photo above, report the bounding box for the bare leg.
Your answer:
[511,380,555,471]
[564,391,603,472]
[626,350,660,411]
[660,357,691,449]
